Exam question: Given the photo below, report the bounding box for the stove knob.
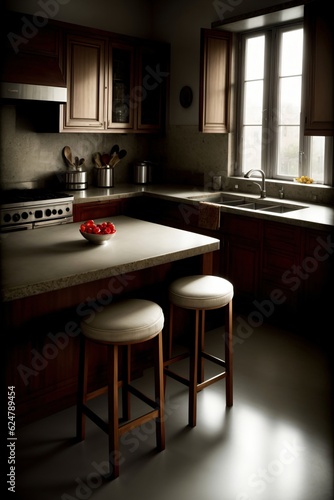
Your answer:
[45,209,52,217]
[4,213,11,222]
[58,209,63,215]
[21,211,29,220]
[52,209,57,215]
[13,213,21,222]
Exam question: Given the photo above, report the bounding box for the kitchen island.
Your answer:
[2,216,220,424]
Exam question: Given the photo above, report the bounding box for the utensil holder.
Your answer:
[95,167,114,188]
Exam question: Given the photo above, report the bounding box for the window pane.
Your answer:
[309,136,325,182]
[245,36,265,80]
[243,81,263,124]
[277,126,300,176]
[242,126,262,170]
[280,29,303,76]
[279,76,302,124]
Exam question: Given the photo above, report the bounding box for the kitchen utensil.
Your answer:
[101,153,111,166]
[64,170,88,190]
[94,167,114,188]
[93,152,103,168]
[62,146,75,169]
[110,144,119,157]
[75,156,79,168]
[133,161,152,184]
[110,149,127,167]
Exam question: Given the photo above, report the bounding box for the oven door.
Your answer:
[0,223,33,232]
[33,216,73,229]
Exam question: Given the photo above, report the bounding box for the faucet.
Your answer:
[244,169,266,198]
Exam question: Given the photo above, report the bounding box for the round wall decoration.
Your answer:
[179,86,193,108]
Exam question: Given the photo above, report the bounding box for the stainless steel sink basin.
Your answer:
[189,193,307,213]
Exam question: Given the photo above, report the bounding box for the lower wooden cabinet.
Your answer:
[73,199,125,222]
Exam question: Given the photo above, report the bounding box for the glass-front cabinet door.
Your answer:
[107,42,135,130]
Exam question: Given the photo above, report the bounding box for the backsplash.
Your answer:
[1,104,333,205]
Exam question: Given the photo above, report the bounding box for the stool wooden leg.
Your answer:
[76,335,87,441]
[189,309,200,427]
[168,302,174,359]
[154,332,165,450]
[121,345,131,421]
[198,309,205,384]
[107,345,120,480]
[225,300,233,407]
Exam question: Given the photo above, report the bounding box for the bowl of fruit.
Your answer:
[79,219,116,245]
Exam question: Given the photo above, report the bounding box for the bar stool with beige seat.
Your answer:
[164,275,234,427]
[77,298,165,480]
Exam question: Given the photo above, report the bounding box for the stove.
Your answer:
[0,189,74,232]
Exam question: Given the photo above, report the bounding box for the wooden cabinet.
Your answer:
[73,199,124,222]
[61,30,169,134]
[61,34,106,130]
[199,28,232,133]
[2,11,65,87]
[261,221,302,317]
[303,0,334,135]
[221,215,261,303]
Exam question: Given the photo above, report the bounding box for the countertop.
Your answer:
[0,215,219,302]
[71,183,334,231]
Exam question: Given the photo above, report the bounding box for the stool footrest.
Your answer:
[163,352,189,368]
[201,351,226,368]
[164,368,190,387]
[127,384,159,410]
[119,410,160,437]
[196,372,226,391]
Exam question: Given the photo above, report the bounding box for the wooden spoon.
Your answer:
[62,146,75,169]
[93,152,102,168]
[101,153,110,166]
[110,149,127,167]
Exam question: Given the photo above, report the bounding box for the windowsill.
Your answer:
[228,176,334,206]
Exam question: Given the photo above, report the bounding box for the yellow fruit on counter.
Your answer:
[295,176,314,184]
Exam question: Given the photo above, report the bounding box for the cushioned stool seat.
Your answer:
[165,275,233,427]
[77,299,165,480]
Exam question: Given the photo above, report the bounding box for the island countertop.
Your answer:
[1,215,220,302]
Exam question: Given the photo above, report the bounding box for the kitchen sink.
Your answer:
[189,193,307,213]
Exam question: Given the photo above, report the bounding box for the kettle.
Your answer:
[133,161,153,184]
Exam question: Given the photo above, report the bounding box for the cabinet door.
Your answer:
[136,43,169,132]
[73,200,123,222]
[62,34,106,130]
[199,29,232,133]
[2,12,65,87]
[222,215,261,299]
[303,0,334,135]
[107,41,135,130]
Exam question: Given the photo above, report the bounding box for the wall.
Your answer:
[1,0,333,204]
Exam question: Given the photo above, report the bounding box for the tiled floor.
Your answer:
[8,317,333,500]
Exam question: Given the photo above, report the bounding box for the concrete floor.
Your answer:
[8,316,333,500]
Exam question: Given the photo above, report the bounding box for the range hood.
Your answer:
[1,82,67,103]
[1,11,67,103]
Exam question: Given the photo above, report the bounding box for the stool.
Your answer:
[164,275,233,427]
[77,299,165,480]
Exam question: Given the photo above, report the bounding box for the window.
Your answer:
[235,22,333,185]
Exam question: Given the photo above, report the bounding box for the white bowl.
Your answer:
[80,230,114,245]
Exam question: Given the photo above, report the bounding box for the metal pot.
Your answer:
[64,170,88,190]
[94,167,114,188]
[133,161,152,184]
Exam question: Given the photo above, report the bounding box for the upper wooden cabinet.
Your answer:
[303,0,334,136]
[1,11,65,87]
[61,30,169,134]
[199,28,232,133]
[61,34,106,130]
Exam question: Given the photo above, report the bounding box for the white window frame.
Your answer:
[234,21,333,186]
